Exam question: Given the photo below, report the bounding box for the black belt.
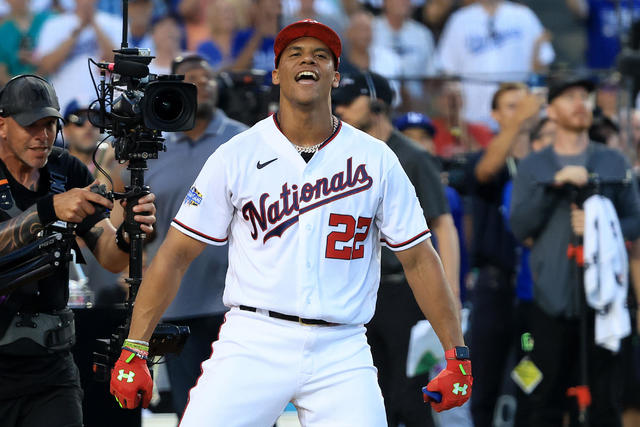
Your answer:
[239,305,339,326]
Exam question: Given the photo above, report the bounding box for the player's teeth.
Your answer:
[297,72,316,80]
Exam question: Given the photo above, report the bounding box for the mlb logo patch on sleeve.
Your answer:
[184,186,203,206]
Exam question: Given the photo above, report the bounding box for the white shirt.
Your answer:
[172,116,430,325]
[437,1,554,125]
[371,16,437,79]
[35,11,122,112]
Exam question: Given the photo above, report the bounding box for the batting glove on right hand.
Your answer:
[422,348,472,412]
[110,341,152,409]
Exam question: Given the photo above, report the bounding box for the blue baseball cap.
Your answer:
[393,112,436,136]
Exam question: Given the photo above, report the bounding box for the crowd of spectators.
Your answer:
[2,0,640,426]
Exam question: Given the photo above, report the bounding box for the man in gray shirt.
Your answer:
[144,53,248,416]
[510,77,640,426]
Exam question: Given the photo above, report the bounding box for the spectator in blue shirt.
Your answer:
[567,0,640,69]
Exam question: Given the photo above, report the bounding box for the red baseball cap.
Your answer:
[274,20,342,69]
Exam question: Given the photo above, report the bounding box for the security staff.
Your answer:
[0,75,156,427]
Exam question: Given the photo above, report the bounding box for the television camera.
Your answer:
[88,1,195,380]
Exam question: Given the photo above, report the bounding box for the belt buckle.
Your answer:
[298,317,314,326]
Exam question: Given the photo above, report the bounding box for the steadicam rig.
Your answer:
[89,0,194,381]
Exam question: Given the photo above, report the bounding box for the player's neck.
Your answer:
[277,107,335,147]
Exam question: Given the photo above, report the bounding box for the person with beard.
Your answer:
[333,71,462,427]
[142,53,248,417]
[510,77,640,426]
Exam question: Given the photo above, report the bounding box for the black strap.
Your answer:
[0,147,76,331]
[238,305,339,326]
[0,292,29,338]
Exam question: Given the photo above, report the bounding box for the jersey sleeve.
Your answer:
[376,159,431,251]
[171,148,233,246]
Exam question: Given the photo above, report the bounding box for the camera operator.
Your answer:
[0,74,156,427]
[510,77,640,426]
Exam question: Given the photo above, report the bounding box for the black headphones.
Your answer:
[0,74,64,134]
[363,71,385,114]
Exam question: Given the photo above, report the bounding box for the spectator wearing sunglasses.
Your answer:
[63,99,114,183]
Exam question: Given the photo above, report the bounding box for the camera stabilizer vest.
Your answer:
[0,147,79,350]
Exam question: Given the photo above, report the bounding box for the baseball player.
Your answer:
[109,20,472,426]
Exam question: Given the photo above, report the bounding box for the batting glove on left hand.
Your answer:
[422,348,472,412]
[110,343,152,409]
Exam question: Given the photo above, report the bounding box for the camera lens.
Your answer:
[141,81,197,131]
[151,90,184,122]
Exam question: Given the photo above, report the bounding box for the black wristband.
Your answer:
[36,194,58,226]
[115,223,130,253]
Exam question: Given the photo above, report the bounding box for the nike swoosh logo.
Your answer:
[257,158,278,169]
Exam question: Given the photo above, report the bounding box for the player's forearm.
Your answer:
[400,241,464,350]
[127,230,196,341]
[128,253,185,341]
[0,205,44,256]
[431,214,461,305]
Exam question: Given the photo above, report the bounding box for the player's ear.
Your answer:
[272,69,280,86]
[332,71,340,88]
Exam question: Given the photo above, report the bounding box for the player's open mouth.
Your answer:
[295,71,319,82]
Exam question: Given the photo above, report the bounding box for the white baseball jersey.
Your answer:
[172,115,430,325]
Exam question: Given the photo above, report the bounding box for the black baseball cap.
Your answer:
[547,76,596,103]
[0,75,62,126]
[332,71,393,107]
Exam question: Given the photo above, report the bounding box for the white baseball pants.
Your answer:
[179,307,387,427]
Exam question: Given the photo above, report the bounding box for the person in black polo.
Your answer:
[467,81,542,427]
[0,75,157,427]
[333,71,461,427]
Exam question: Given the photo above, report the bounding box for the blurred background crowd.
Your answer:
[2,0,640,426]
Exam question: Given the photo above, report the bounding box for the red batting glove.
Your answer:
[423,348,473,412]
[110,348,153,409]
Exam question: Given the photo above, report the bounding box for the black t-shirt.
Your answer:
[0,149,105,399]
[382,131,450,276]
[468,151,518,274]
